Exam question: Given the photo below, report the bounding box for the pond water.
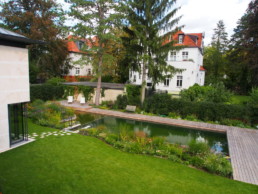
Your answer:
[76,112,229,155]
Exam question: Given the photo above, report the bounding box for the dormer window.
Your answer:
[76,40,84,50]
[178,35,183,44]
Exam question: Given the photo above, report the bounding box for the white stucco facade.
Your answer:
[66,53,93,77]
[0,45,30,152]
[130,32,206,95]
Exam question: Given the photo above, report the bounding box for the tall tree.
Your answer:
[69,0,123,105]
[224,0,258,93]
[0,0,70,82]
[126,0,182,105]
[204,20,228,83]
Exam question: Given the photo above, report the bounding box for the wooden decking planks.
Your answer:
[227,127,258,185]
[60,102,258,185]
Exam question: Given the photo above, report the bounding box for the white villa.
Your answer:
[64,35,93,82]
[0,28,36,152]
[130,30,206,95]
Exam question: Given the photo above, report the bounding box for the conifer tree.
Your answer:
[69,0,124,105]
[125,0,182,105]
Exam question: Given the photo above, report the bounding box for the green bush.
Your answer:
[168,155,182,163]
[188,140,210,156]
[204,154,232,177]
[220,119,251,128]
[144,93,172,115]
[46,77,66,86]
[180,82,232,103]
[30,84,65,101]
[126,84,141,106]
[151,136,165,149]
[189,156,205,168]
[248,88,258,108]
[78,85,94,101]
[115,95,128,109]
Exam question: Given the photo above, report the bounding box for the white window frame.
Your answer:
[179,35,183,44]
[170,51,177,61]
[164,78,170,87]
[75,67,80,75]
[133,75,136,82]
[88,69,91,75]
[176,76,183,87]
[182,52,188,60]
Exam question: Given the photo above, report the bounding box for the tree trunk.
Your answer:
[95,55,102,106]
[141,61,146,106]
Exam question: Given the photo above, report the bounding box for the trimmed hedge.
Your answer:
[30,84,65,101]
[144,93,258,125]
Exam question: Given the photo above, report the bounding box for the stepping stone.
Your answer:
[32,134,38,136]
[60,134,64,136]
[54,134,58,136]
[67,133,71,135]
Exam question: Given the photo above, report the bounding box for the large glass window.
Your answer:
[8,103,28,145]
[170,52,177,61]
[164,78,170,87]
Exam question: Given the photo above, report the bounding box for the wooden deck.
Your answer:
[61,101,258,185]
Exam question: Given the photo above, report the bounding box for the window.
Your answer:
[179,35,183,44]
[88,69,91,75]
[139,72,141,79]
[182,52,188,60]
[8,103,28,145]
[133,75,136,82]
[177,76,183,87]
[164,78,170,87]
[170,52,177,61]
[75,41,84,50]
[75,67,80,75]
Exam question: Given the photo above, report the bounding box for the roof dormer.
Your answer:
[178,34,184,44]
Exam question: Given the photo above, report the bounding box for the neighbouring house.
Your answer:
[64,35,94,82]
[130,30,206,95]
[0,28,38,152]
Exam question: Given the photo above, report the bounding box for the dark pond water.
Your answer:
[76,113,229,155]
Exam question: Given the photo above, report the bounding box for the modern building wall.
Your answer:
[0,45,30,152]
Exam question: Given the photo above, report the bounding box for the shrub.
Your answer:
[125,84,141,106]
[188,140,210,156]
[168,155,182,163]
[220,119,251,128]
[144,93,172,115]
[204,154,232,177]
[248,88,258,108]
[115,95,128,109]
[46,77,66,86]
[189,156,205,168]
[168,112,181,119]
[185,114,199,121]
[166,144,183,158]
[30,84,65,101]
[151,136,165,149]
[180,82,232,103]
[78,85,94,101]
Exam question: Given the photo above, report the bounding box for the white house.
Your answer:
[64,35,93,82]
[0,28,37,152]
[130,30,206,95]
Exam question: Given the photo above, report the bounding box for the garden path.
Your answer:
[60,100,258,185]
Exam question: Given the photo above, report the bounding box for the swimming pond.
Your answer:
[76,112,229,155]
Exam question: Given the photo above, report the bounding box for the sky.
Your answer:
[175,0,251,45]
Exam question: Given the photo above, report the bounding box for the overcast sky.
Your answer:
[175,0,251,45]
[59,0,250,45]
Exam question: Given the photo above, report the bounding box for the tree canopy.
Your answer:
[125,0,182,104]
[0,0,71,83]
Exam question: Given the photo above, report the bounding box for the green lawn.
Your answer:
[0,123,257,194]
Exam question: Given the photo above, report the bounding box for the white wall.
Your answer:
[129,47,205,94]
[0,45,30,152]
[67,53,93,76]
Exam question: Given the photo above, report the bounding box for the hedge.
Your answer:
[144,93,258,125]
[30,84,65,101]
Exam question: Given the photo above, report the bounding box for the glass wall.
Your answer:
[8,103,28,145]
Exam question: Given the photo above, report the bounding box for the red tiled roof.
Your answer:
[200,66,206,71]
[170,30,204,48]
[66,35,98,53]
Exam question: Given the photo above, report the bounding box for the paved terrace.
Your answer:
[60,101,258,185]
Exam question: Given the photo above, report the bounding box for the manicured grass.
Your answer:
[28,119,58,135]
[230,95,251,105]
[0,123,257,193]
